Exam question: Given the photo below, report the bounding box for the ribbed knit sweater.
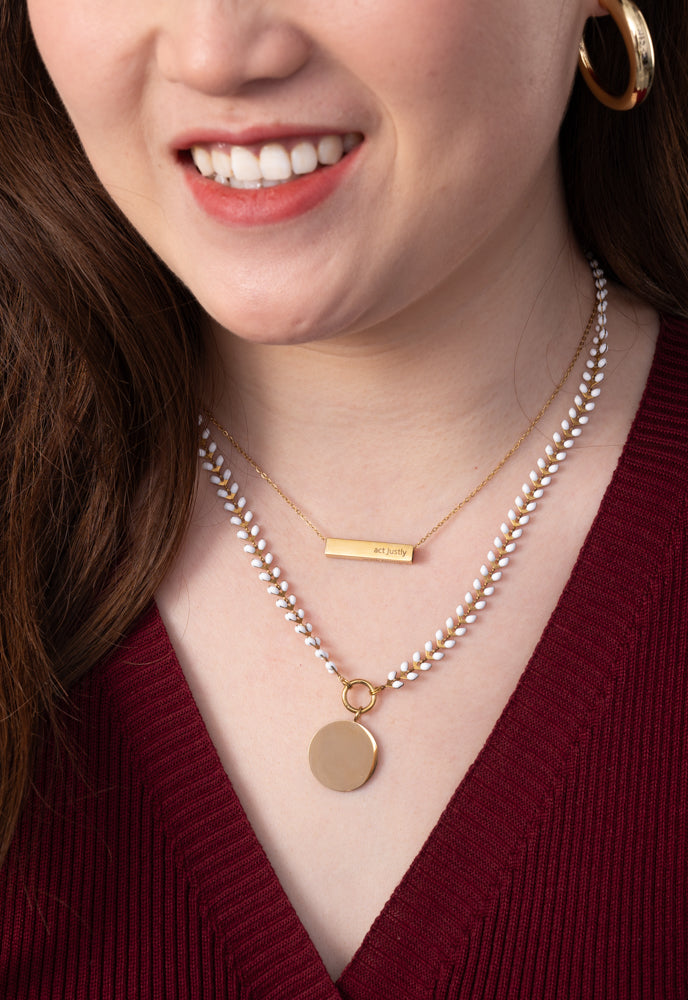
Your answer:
[2,316,687,1000]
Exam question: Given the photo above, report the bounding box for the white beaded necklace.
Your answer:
[199,259,609,791]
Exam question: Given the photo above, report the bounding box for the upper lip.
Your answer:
[172,123,361,151]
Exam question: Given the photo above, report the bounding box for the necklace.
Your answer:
[199,260,609,791]
[208,306,595,565]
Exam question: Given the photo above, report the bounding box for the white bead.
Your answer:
[499,556,509,567]
[305,637,317,647]
[316,649,328,660]
[244,511,253,522]
[444,639,456,648]
[224,502,236,512]
[474,600,486,611]
[480,565,490,578]
[273,567,281,577]
[392,680,404,689]
[264,553,273,564]
[483,586,495,597]
[518,514,530,525]
[420,662,432,671]
[563,439,574,448]
[267,585,280,595]
[571,427,582,437]
[400,662,409,674]
[539,477,551,487]
[504,542,516,553]
[326,663,337,673]
[258,540,267,550]
[432,652,444,661]
[237,497,246,509]
[259,572,271,581]
[251,558,262,568]
[250,525,259,536]
[456,605,464,617]
[388,671,398,681]
[492,571,502,582]
[526,501,537,511]
[465,592,474,606]
[473,579,481,591]
[436,630,444,642]
[456,627,467,636]
[446,618,455,630]
[465,614,477,624]
[511,528,522,539]
[230,516,241,525]
[280,581,288,591]
[237,530,249,539]
[244,545,256,553]
[413,651,421,662]
[296,625,308,634]
[406,672,419,680]
[531,489,544,499]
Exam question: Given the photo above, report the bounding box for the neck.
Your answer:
[204,225,597,530]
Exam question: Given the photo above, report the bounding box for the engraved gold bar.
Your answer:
[324,538,415,564]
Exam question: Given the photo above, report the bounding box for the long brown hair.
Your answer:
[1,0,687,861]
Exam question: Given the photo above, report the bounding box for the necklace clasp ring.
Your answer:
[341,678,379,717]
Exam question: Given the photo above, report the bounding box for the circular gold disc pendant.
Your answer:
[308,720,378,791]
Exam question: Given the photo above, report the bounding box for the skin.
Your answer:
[28,0,659,981]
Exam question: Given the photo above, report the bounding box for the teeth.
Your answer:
[290,140,319,175]
[259,143,292,181]
[231,146,262,182]
[317,134,343,165]
[190,132,361,188]
[193,146,215,177]
[210,147,232,179]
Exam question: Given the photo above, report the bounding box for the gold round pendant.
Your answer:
[308,720,378,791]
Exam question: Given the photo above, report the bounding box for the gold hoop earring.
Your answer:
[578,0,655,110]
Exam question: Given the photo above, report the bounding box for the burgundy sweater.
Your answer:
[1,317,687,1000]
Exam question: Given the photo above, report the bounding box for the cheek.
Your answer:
[28,0,148,135]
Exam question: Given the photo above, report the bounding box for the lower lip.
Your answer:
[183,146,361,227]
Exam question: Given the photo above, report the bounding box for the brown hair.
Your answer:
[1,0,687,861]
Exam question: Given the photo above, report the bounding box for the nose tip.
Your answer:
[156,6,311,96]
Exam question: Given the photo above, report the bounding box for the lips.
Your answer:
[189,132,363,189]
[181,130,364,226]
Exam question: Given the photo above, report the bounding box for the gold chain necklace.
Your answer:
[208,304,594,565]
[200,262,608,790]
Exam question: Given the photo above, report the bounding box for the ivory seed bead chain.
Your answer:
[208,303,595,565]
[199,260,609,791]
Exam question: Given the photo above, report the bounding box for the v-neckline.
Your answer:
[99,317,687,1000]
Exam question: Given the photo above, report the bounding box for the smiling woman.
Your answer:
[1,1,688,998]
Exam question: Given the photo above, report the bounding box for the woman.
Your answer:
[1,0,686,996]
